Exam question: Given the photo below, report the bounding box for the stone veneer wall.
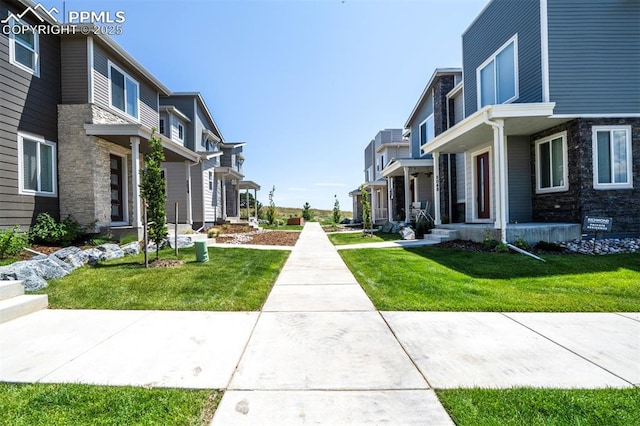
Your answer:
[434,75,456,137]
[58,104,135,233]
[531,118,640,235]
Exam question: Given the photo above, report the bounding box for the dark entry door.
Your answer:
[110,155,124,222]
[476,152,490,219]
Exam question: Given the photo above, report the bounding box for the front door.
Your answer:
[476,152,490,219]
[110,155,124,222]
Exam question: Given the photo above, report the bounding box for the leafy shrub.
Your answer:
[0,225,28,258]
[302,202,312,221]
[207,228,220,238]
[29,213,86,246]
[495,243,510,252]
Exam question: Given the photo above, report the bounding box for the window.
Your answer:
[177,123,184,142]
[18,133,56,196]
[159,119,165,135]
[8,18,39,76]
[109,62,139,119]
[208,171,213,191]
[593,126,633,189]
[477,36,518,108]
[419,114,435,155]
[535,132,568,193]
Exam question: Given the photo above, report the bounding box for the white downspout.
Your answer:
[482,112,508,243]
[433,152,441,225]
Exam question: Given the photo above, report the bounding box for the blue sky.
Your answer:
[48,0,488,210]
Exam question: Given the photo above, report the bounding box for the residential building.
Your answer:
[381,69,462,223]
[422,0,640,242]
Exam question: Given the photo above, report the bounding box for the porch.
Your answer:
[435,222,581,245]
[381,158,435,223]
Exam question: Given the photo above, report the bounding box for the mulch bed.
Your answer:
[437,239,568,255]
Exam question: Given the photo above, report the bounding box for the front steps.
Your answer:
[425,228,459,243]
[0,281,48,324]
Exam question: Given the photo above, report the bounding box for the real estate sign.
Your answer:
[583,216,613,232]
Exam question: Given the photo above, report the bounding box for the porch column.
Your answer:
[492,119,508,242]
[130,137,142,228]
[254,189,258,220]
[236,183,241,218]
[433,152,441,225]
[403,167,411,223]
[387,177,393,222]
[245,188,249,219]
[371,187,377,225]
[185,161,192,225]
[222,177,227,220]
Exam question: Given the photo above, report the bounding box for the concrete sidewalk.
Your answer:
[0,222,638,425]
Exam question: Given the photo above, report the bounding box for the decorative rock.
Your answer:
[47,254,73,273]
[120,241,140,255]
[400,227,416,240]
[83,243,125,266]
[0,257,69,291]
[167,235,194,249]
[560,237,640,255]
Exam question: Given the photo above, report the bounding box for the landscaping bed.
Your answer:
[216,230,300,246]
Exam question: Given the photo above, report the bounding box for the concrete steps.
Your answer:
[0,281,48,324]
[425,228,459,243]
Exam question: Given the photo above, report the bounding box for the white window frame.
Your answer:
[208,171,214,191]
[476,34,519,109]
[419,114,435,155]
[592,125,633,190]
[535,131,568,194]
[17,132,57,197]
[107,60,140,120]
[177,123,184,142]
[8,17,40,77]
[159,118,165,135]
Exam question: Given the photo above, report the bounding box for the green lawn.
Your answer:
[35,247,288,311]
[437,388,640,426]
[0,383,219,426]
[328,231,400,246]
[339,247,640,311]
[260,224,304,231]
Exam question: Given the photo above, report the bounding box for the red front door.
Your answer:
[476,152,490,219]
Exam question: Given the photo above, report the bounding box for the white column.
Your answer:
[130,137,142,228]
[494,119,508,242]
[185,161,192,225]
[371,187,377,225]
[433,153,441,225]
[222,177,227,220]
[236,183,241,219]
[403,167,411,223]
[254,189,258,220]
[492,124,503,234]
[387,177,393,222]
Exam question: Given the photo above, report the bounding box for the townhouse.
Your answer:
[423,0,639,242]
[1,0,258,237]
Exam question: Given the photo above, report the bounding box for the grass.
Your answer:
[339,247,640,311]
[0,382,219,426]
[328,231,401,245]
[437,388,640,426]
[35,247,289,311]
[260,224,304,231]
[273,206,351,224]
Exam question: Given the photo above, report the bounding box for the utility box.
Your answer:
[195,241,209,262]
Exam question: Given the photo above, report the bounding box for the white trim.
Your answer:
[8,17,40,77]
[107,60,140,121]
[177,122,185,143]
[17,132,57,197]
[592,125,633,190]
[540,0,550,102]
[470,146,493,223]
[552,114,640,119]
[535,131,568,194]
[87,36,94,103]
[476,34,519,110]
[419,113,435,156]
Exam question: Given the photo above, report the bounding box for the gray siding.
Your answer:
[462,0,542,117]
[163,162,189,223]
[451,91,464,126]
[0,2,60,227]
[507,136,532,223]
[60,37,87,104]
[160,96,196,150]
[548,0,640,114]
[409,91,434,159]
[92,42,159,128]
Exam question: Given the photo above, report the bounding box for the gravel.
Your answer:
[561,238,640,255]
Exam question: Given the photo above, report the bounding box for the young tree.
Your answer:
[240,191,262,219]
[332,194,341,224]
[266,186,276,225]
[140,132,167,260]
[360,184,372,235]
[302,202,312,221]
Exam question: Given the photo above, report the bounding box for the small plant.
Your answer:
[207,228,220,238]
[302,202,312,221]
[89,236,113,246]
[266,186,276,225]
[29,213,86,246]
[0,225,28,258]
[360,184,372,235]
[140,131,167,260]
[333,195,341,224]
[513,234,529,249]
[415,219,429,239]
[495,242,510,252]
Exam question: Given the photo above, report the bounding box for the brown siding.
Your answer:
[0,2,60,228]
[60,37,88,104]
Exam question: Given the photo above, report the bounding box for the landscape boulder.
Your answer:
[84,243,125,266]
[52,246,87,270]
[0,257,70,291]
[120,241,141,255]
[167,235,194,249]
[400,227,416,240]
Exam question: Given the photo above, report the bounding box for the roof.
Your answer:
[171,92,225,142]
[404,68,462,128]
[159,105,191,123]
